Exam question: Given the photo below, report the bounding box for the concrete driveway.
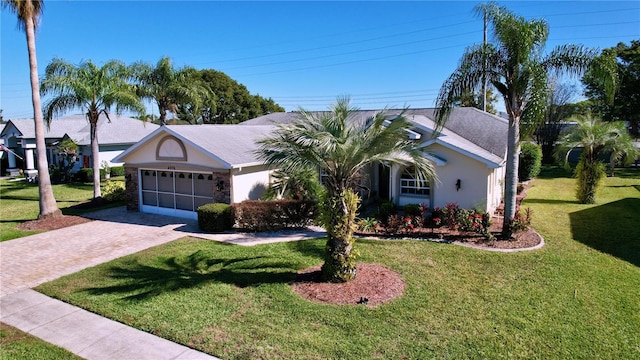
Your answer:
[0,206,325,359]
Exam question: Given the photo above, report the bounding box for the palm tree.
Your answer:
[41,58,145,199]
[257,97,436,282]
[434,2,616,236]
[131,57,207,126]
[2,0,61,219]
[558,116,638,203]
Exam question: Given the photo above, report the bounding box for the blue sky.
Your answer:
[2,1,639,120]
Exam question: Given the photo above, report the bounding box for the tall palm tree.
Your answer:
[131,57,207,126]
[41,58,145,199]
[2,0,61,219]
[558,117,638,203]
[257,97,436,282]
[434,2,616,236]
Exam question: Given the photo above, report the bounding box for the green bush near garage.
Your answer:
[197,203,233,233]
[519,142,542,181]
[109,166,125,177]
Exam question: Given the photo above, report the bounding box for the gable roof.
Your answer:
[242,107,508,167]
[1,114,159,146]
[114,124,276,169]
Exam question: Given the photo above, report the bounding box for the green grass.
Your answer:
[36,166,640,359]
[0,323,82,360]
[0,179,124,242]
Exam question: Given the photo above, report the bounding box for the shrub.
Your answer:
[377,202,397,223]
[110,166,125,177]
[403,203,422,217]
[519,142,542,181]
[75,168,92,182]
[102,181,126,202]
[443,202,460,229]
[504,207,533,238]
[197,203,233,233]
[232,200,318,232]
[356,217,380,233]
[74,167,107,182]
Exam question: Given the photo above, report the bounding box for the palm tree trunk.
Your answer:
[90,119,102,199]
[502,116,520,236]
[320,188,360,282]
[25,15,61,220]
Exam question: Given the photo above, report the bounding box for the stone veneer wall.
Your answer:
[212,171,231,204]
[125,166,139,211]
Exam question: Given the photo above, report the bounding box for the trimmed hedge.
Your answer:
[519,142,542,181]
[74,168,107,182]
[110,166,125,177]
[232,199,318,232]
[197,203,233,233]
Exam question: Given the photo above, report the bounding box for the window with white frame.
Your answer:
[400,166,430,196]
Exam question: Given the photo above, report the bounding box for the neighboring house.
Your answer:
[0,114,159,177]
[114,107,508,220]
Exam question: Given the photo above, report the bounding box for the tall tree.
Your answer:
[434,2,616,236]
[257,97,436,282]
[583,41,640,138]
[453,87,499,115]
[557,116,638,203]
[131,57,208,126]
[177,69,284,124]
[2,0,61,219]
[41,58,145,199]
[534,81,578,164]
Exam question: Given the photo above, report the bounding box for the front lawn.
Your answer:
[0,323,82,360]
[0,179,123,242]
[36,167,640,359]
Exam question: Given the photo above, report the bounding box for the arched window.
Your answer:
[400,166,430,195]
[156,136,187,161]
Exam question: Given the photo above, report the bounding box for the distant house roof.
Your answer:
[114,125,276,169]
[1,114,159,146]
[242,107,508,167]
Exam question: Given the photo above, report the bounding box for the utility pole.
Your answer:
[482,9,488,112]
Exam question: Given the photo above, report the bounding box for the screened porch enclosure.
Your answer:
[140,169,214,218]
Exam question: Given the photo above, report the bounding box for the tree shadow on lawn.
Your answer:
[606,184,640,192]
[524,198,582,205]
[285,238,325,260]
[569,198,640,267]
[84,250,303,301]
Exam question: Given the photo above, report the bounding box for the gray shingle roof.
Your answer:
[162,125,277,168]
[2,114,159,146]
[242,107,508,164]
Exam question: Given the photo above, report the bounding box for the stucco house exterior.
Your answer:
[114,107,508,220]
[113,125,276,219]
[0,114,159,177]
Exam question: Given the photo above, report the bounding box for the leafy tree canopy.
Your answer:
[453,87,499,115]
[177,69,284,124]
[583,40,640,137]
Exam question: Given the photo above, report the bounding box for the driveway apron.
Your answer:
[0,208,219,359]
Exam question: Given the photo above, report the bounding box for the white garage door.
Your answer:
[139,169,214,219]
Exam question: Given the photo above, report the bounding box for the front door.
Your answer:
[378,164,390,201]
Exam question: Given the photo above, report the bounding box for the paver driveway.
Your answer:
[0,206,326,296]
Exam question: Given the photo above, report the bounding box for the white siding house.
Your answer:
[0,114,158,177]
[114,107,508,219]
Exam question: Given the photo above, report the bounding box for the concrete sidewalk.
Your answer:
[1,289,218,359]
[0,206,326,359]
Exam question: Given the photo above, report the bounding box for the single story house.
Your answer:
[0,114,159,177]
[114,107,508,220]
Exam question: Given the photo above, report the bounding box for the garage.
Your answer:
[139,168,214,219]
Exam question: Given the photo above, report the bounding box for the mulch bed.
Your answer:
[355,217,542,250]
[292,263,406,307]
[16,215,92,231]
